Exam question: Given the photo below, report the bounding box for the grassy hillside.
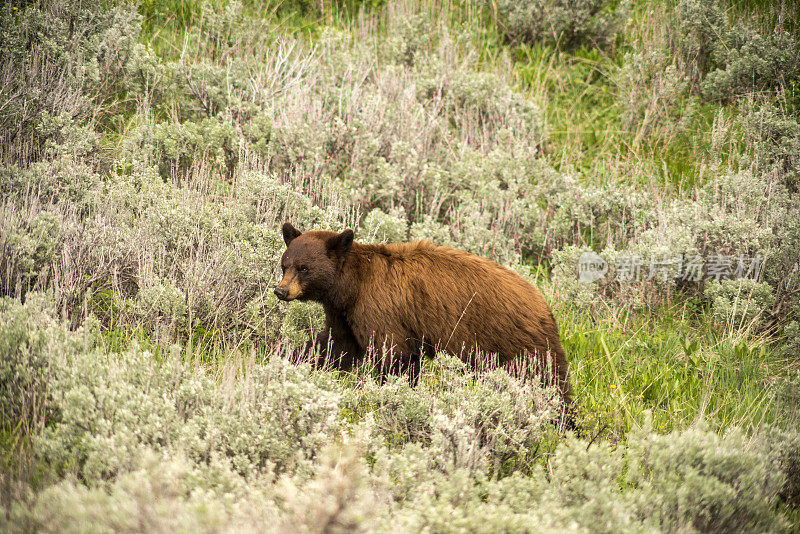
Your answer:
[2,0,800,530]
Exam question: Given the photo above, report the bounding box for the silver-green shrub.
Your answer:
[359,207,409,244]
[703,26,800,103]
[626,424,788,532]
[737,104,800,341]
[0,294,90,442]
[0,0,140,165]
[677,0,800,102]
[0,210,63,296]
[705,279,774,328]
[346,354,559,476]
[742,103,800,199]
[550,245,608,310]
[409,215,456,247]
[677,0,726,89]
[2,296,798,531]
[617,47,688,142]
[483,0,619,50]
[0,296,336,487]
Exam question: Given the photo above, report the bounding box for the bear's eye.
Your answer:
[298,265,309,273]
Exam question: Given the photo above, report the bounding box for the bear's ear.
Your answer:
[329,229,354,256]
[282,222,302,246]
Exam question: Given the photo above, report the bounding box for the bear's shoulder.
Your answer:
[354,241,495,274]
[356,240,438,257]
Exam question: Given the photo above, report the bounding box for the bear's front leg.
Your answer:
[373,338,423,386]
[300,329,328,366]
[312,313,361,371]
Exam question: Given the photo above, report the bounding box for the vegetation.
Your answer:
[1,0,799,530]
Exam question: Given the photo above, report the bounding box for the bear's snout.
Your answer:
[274,275,302,301]
[274,286,289,300]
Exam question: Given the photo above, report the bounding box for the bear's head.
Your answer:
[274,222,354,302]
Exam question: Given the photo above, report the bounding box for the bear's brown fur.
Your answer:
[275,222,573,420]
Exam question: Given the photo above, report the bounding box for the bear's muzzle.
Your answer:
[274,286,289,300]
[274,275,302,301]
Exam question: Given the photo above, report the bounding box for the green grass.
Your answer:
[513,44,624,174]
[138,0,205,58]
[561,305,796,440]
[506,5,750,192]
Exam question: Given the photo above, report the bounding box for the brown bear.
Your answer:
[274,222,573,422]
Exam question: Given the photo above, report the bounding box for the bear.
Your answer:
[274,222,573,424]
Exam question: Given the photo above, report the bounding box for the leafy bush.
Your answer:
[2,296,798,532]
[677,0,726,89]
[0,210,63,297]
[135,277,189,336]
[703,26,800,103]
[485,0,619,50]
[359,207,408,243]
[742,103,800,194]
[705,279,774,327]
[550,245,607,310]
[617,47,688,143]
[152,116,238,181]
[626,424,789,532]
[345,354,560,476]
[677,0,800,102]
[0,297,343,486]
[0,0,140,165]
[0,294,87,444]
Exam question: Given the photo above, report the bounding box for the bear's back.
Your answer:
[351,240,559,357]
